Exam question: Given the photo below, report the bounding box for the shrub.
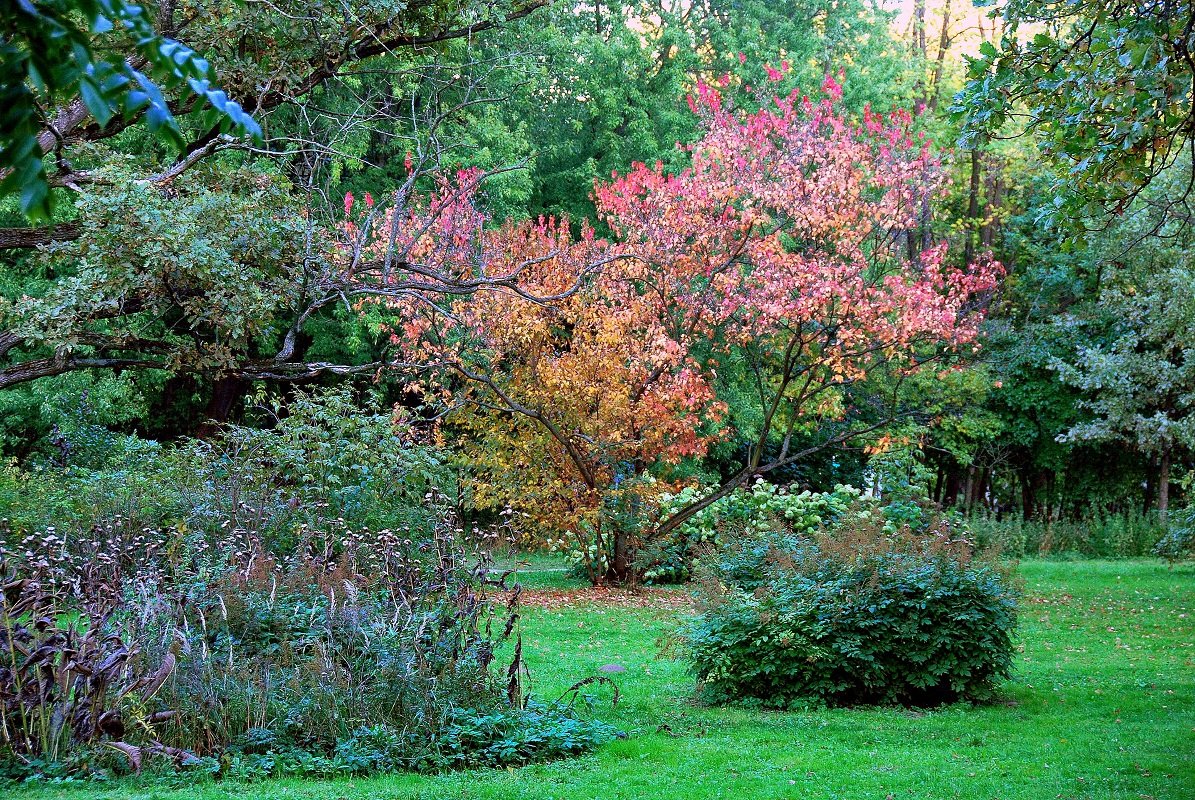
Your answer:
[577,480,861,585]
[684,506,1018,708]
[0,393,619,782]
[1,520,619,782]
[0,387,452,553]
[1154,506,1195,563]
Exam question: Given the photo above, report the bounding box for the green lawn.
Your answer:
[15,560,1195,799]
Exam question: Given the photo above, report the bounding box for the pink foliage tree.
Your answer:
[370,68,1000,578]
[594,71,1000,536]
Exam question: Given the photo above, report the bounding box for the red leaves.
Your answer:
[353,65,1002,553]
[595,71,1000,376]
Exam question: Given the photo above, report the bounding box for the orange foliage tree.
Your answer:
[369,176,726,582]
[367,69,1000,583]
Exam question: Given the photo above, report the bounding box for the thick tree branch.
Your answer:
[0,224,81,249]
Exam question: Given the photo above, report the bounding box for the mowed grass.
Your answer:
[14,560,1195,800]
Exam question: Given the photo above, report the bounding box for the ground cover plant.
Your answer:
[0,524,619,783]
[3,558,1191,799]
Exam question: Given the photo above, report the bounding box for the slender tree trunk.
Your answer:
[1020,469,1035,520]
[1158,448,1171,524]
[927,0,952,110]
[981,169,1003,247]
[1143,456,1156,516]
[914,0,927,55]
[964,148,981,266]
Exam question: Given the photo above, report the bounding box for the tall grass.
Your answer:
[968,510,1166,558]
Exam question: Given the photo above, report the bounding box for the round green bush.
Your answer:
[684,512,1018,708]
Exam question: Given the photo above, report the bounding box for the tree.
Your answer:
[371,174,725,582]
[1051,225,1195,521]
[0,0,551,424]
[385,71,1000,582]
[467,0,910,222]
[954,0,1195,231]
[596,72,1000,539]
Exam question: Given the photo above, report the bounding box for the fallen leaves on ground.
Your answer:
[508,585,695,611]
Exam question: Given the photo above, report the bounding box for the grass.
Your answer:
[12,559,1195,799]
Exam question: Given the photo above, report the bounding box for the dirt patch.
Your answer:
[509,585,695,611]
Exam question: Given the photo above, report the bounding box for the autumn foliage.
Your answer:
[371,69,1000,582]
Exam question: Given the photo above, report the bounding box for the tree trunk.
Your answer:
[914,0,927,55]
[981,169,1003,247]
[0,223,81,249]
[1143,457,1156,516]
[927,0,953,110]
[194,376,248,437]
[943,469,962,507]
[1019,469,1035,520]
[1158,448,1171,524]
[964,148,981,266]
[608,528,629,585]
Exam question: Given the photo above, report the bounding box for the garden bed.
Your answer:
[9,559,1194,800]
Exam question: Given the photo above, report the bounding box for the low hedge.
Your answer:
[684,509,1018,707]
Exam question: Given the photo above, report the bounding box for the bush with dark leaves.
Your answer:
[684,507,1018,708]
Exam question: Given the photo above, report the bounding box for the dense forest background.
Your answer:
[2,0,1193,532]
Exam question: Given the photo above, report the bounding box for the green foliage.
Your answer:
[633,482,863,584]
[0,387,449,547]
[0,371,150,461]
[968,511,1167,559]
[955,0,1194,226]
[1153,505,1195,563]
[427,701,620,770]
[466,0,909,222]
[1,490,617,781]
[684,509,1018,707]
[0,383,621,782]
[0,0,260,218]
[932,157,1195,519]
[2,164,311,376]
[1050,231,1195,461]
[131,539,616,777]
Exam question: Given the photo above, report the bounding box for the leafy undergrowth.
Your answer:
[10,560,1194,800]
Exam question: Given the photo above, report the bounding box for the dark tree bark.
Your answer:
[194,376,249,438]
[608,529,629,585]
[0,224,81,249]
[1159,447,1171,523]
[964,149,981,266]
[942,468,962,506]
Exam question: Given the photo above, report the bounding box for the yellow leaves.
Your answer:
[864,432,916,456]
[864,434,896,456]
